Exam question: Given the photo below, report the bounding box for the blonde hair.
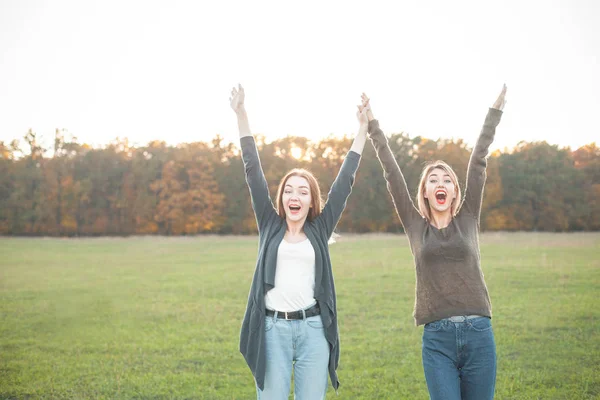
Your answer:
[416,161,462,221]
[276,169,323,221]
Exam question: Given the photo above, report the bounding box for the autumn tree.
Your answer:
[151,143,224,235]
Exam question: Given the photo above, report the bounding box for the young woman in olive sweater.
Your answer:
[363,86,507,400]
[230,85,368,399]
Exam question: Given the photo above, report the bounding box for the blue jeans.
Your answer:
[257,314,329,400]
[422,316,496,400]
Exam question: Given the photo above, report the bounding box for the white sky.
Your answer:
[0,0,598,152]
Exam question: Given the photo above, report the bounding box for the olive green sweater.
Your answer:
[368,108,503,325]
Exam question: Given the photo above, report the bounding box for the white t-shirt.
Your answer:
[265,238,317,312]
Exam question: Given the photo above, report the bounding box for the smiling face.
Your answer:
[276,169,322,224]
[281,175,312,223]
[417,161,462,221]
[424,167,456,214]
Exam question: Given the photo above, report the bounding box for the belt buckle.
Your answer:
[285,311,289,320]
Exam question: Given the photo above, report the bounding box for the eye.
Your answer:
[301,192,309,196]
[445,179,452,184]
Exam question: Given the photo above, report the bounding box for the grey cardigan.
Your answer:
[239,136,361,391]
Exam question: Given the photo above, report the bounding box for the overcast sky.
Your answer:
[1,0,598,153]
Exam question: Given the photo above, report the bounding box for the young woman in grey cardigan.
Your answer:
[362,86,507,400]
[230,85,368,399]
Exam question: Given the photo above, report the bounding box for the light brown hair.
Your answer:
[276,169,323,221]
[416,161,462,221]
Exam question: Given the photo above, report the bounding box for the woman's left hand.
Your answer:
[356,103,369,126]
[492,84,507,111]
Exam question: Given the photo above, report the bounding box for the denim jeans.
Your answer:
[256,314,329,400]
[422,316,496,400]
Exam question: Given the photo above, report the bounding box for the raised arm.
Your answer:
[363,94,422,229]
[462,84,507,219]
[317,102,368,237]
[231,85,276,229]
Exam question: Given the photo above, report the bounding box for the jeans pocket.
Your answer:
[307,316,324,329]
[264,316,275,332]
[424,320,444,332]
[469,317,492,332]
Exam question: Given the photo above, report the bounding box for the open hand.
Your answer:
[357,103,369,126]
[229,84,245,114]
[361,93,374,121]
[492,84,507,111]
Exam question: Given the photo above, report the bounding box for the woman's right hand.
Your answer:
[230,84,245,114]
[361,92,374,121]
[492,84,507,111]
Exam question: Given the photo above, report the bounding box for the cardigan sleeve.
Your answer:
[317,150,361,238]
[240,136,277,230]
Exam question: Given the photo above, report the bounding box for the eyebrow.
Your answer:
[285,184,310,189]
[428,173,451,177]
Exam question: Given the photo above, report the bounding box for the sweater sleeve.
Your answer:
[240,136,276,230]
[317,151,361,238]
[368,119,422,229]
[462,108,503,219]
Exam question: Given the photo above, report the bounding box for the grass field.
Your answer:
[0,233,599,399]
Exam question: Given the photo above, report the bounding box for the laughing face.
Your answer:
[424,167,456,214]
[281,175,312,224]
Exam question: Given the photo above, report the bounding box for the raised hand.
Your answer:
[229,84,245,114]
[356,104,369,126]
[361,93,374,121]
[492,84,507,111]
[351,97,370,155]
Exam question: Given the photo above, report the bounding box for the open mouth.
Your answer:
[435,190,447,205]
[288,204,301,215]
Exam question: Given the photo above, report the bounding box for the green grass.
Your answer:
[0,233,599,399]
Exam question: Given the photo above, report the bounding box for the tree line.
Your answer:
[0,129,598,236]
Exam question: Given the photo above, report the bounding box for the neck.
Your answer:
[429,208,453,229]
[286,218,306,235]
